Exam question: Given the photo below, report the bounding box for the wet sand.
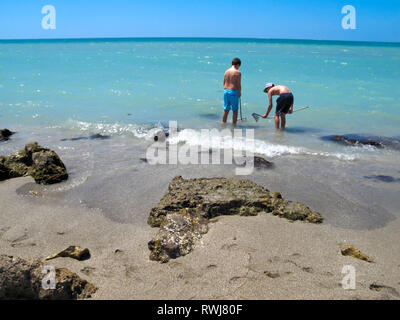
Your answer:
[1,176,399,300]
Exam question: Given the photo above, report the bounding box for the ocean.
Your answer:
[1,38,400,229]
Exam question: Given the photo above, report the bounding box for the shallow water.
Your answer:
[1,38,399,229]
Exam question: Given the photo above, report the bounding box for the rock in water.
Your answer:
[341,245,374,263]
[364,175,400,183]
[45,246,91,261]
[237,156,273,170]
[148,176,323,263]
[0,255,97,300]
[0,142,68,184]
[327,135,384,148]
[0,129,13,141]
[254,156,273,169]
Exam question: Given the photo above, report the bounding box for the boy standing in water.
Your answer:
[262,83,294,130]
[223,58,242,125]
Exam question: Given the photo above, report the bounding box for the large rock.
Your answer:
[0,255,97,300]
[0,142,68,184]
[148,209,208,263]
[0,129,13,141]
[148,176,323,263]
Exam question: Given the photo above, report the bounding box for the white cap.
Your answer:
[264,83,274,91]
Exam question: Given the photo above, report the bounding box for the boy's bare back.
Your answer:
[224,67,241,96]
[268,85,291,96]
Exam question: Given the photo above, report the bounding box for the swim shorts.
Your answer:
[276,93,294,115]
[224,89,239,112]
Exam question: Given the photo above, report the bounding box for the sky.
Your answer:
[0,0,399,42]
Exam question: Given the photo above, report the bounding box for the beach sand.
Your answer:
[1,176,399,300]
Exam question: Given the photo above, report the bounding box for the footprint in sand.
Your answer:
[369,283,400,298]
[8,229,36,248]
[81,266,96,276]
[284,259,314,273]
[0,227,11,239]
[221,243,238,250]
[124,265,139,278]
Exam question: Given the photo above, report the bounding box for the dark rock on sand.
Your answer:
[0,255,97,300]
[364,175,400,183]
[45,246,91,261]
[148,208,209,263]
[0,142,68,184]
[341,244,374,263]
[148,176,322,263]
[0,129,13,141]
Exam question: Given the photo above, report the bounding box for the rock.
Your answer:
[364,175,400,183]
[0,142,68,184]
[0,255,97,300]
[0,129,13,141]
[147,128,168,142]
[341,245,374,263]
[254,156,274,169]
[148,176,323,263]
[264,271,280,279]
[60,134,111,141]
[45,246,90,261]
[238,156,273,170]
[148,209,208,263]
[0,158,11,180]
[324,135,384,148]
[270,195,322,223]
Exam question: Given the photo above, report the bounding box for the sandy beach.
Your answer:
[1,175,399,300]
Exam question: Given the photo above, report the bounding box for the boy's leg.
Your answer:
[280,113,286,129]
[223,90,231,123]
[222,110,230,123]
[232,110,238,125]
[275,114,280,129]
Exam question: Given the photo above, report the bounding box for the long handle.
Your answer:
[239,98,243,120]
[292,106,310,113]
[252,106,310,122]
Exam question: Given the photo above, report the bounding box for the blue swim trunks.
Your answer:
[224,89,239,112]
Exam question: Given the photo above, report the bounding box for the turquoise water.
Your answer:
[1,38,399,135]
[1,38,400,228]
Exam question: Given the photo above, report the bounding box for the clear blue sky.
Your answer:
[0,0,399,42]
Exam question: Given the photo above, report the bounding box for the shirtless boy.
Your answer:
[222,58,242,125]
[262,83,294,130]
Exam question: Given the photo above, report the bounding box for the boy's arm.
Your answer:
[238,73,242,97]
[262,92,273,118]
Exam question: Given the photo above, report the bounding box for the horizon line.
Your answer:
[0,36,399,46]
